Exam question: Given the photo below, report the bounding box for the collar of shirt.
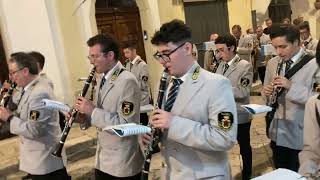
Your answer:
[226,54,239,66]
[302,36,312,43]
[24,76,40,91]
[103,61,121,81]
[171,62,199,83]
[291,47,304,65]
[131,55,141,65]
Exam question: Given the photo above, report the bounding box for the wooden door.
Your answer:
[268,0,292,23]
[96,7,146,64]
[0,34,8,83]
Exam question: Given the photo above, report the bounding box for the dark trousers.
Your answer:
[29,167,70,180]
[140,113,149,126]
[95,169,141,180]
[237,122,252,180]
[270,141,300,172]
[257,66,266,84]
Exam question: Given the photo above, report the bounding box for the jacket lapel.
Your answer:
[98,63,124,106]
[224,55,241,77]
[172,65,204,115]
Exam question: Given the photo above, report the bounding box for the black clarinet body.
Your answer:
[141,69,169,180]
[0,80,16,108]
[52,67,96,157]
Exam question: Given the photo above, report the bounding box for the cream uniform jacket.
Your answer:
[237,34,254,62]
[215,54,253,124]
[125,56,151,106]
[298,95,320,176]
[256,33,271,67]
[264,50,320,150]
[302,36,319,56]
[90,62,144,177]
[9,77,65,175]
[159,63,237,180]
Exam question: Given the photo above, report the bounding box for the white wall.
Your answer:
[0,0,72,102]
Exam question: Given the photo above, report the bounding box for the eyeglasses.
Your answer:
[215,47,231,54]
[9,67,24,76]
[153,42,186,62]
[87,53,105,60]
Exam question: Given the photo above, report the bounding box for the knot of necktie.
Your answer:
[223,64,229,74]
[164,78,183,112]
[100,77,106,89]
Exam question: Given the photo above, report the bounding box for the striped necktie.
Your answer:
[223,64,229,75]
[164,79,183,112]
[285,59,293,74]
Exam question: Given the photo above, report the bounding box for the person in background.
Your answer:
[204,33,219,72]
[123,42,151,126]
[299,21,318,56]
[232,25,254,63]
[263,18,273,35]
[255,26,271,84]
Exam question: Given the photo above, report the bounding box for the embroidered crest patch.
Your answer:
[218,112,234,131]
[240,77,250,87]
[121,101,134,116]
[29,110,40,121]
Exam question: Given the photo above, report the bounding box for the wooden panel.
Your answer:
[96,7,146,64]
[0,34,8,83]
[268,0,291,23]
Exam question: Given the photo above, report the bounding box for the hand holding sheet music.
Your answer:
[241,104,272,114]
[103,123,151,137]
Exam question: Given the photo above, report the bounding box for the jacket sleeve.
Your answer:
[91,78,141,129]
[233,63,253,100]
[298,96,320,175]
[10,92,56,139]
[167,78,237,151]
[237,36,253,55]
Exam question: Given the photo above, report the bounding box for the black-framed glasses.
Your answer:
[153,42,186,62]
[87,53,105,60]
[9,67,25,76]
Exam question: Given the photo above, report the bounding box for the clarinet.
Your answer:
[141,69,169,180]
[267,59,283,107]
[0,81,17,108]
[52,67,96,157]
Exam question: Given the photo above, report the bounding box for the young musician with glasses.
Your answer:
[142,19,237,180]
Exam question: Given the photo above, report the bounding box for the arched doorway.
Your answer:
[268,0,292,23]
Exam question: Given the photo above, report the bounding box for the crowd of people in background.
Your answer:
[0,15,320,180]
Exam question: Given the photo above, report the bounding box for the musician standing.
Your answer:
[298,41,320,178]
[74,34,143,179]
[144,19,237,180]
[123,42,151,125]
[215,33,253,180]
[299,21,318,56]
[262,24,320,172]
[255,26,271,84]
[232,25,254,63]
[0,52,69,179]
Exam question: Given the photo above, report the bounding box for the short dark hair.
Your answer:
[215,33,237,53]
[87,34,120,60]
[9,52,39,75]
[29,51,45,70]
[151,19,191,45]
[232,25,241,32]
[299,21,310,32]
[122,42,137,50]
[269,24,300,44]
